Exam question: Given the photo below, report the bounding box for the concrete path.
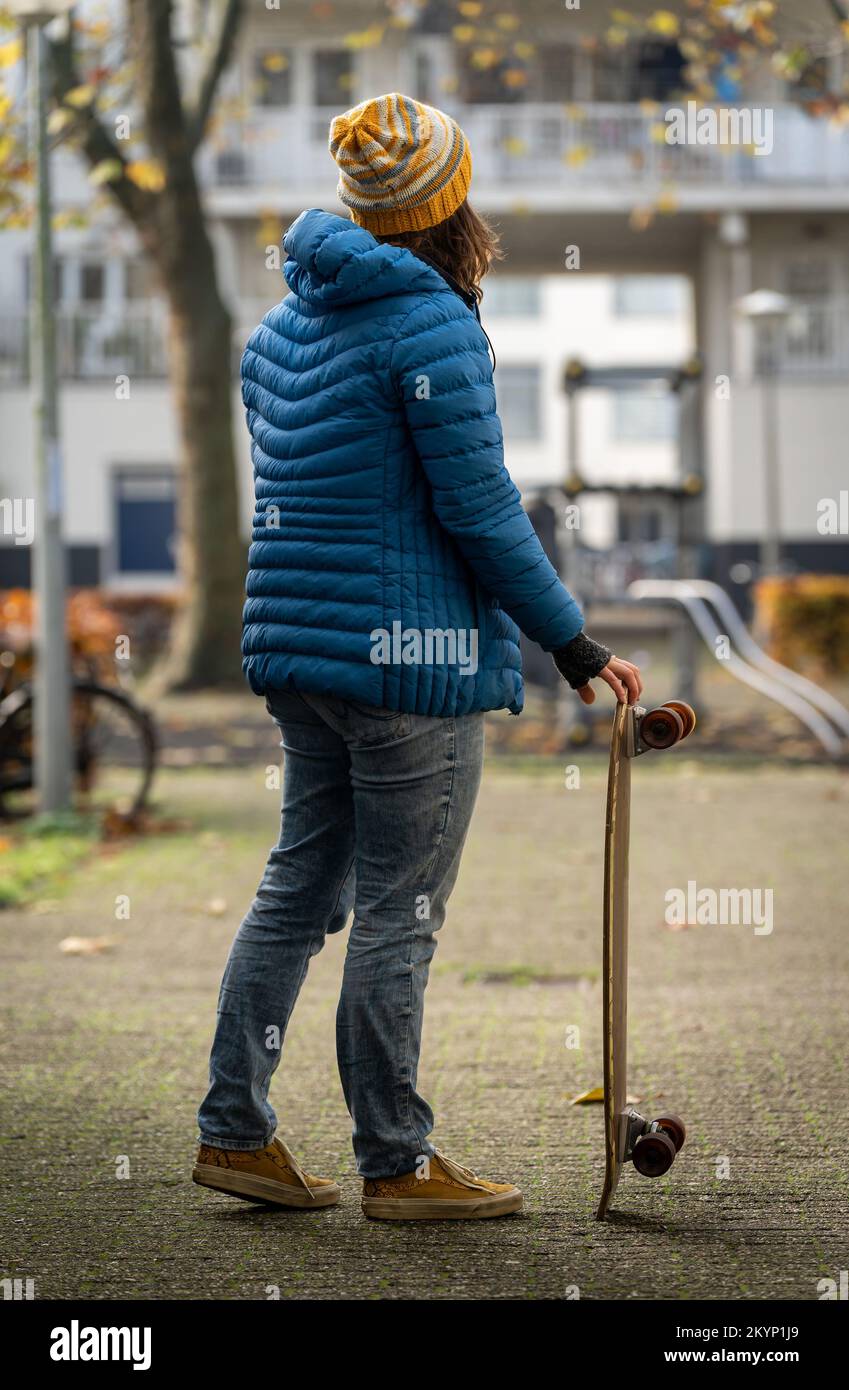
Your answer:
[1,753,846,1300]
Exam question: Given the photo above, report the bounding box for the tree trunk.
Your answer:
[148,200,246,691]
[157,289,246,691]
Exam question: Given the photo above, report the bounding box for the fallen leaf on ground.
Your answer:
[569,1087,604,1105]
[568,1087,642,1106]
[59,936,115,955]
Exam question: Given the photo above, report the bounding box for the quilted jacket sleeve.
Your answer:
[390,298,584,651]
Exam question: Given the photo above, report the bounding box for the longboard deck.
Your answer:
[596,701,633,1221]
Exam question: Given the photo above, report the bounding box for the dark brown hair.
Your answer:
[375,199,503,302]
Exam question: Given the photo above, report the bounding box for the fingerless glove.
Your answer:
[552,632,612,690]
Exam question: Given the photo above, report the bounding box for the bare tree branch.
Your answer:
[126,0,190,180]
[185,0,245,153]
[47,25,156,231]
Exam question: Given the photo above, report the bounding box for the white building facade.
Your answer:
[1,0,847,592]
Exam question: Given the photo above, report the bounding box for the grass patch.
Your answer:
[0,811,100,909]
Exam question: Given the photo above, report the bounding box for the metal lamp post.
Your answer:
[736,289,793,578]
[10,0,75,812]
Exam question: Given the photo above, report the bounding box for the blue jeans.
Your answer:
[197,691,485,1179]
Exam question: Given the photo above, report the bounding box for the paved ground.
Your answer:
[1,745,847,1301]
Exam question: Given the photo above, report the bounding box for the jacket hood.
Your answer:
[283,208,447,307]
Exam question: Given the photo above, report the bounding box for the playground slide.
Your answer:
[627,579,849,758]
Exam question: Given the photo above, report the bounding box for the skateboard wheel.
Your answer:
[655,1113,686,1152]
[632,1130,676,1177]
[640,705,685,750]
[663,701,696,739]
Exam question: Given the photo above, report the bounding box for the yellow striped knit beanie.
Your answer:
[328,93,472,235]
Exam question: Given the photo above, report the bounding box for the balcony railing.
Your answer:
[0,302,281,384]
[2,294,846,386]
[199,102,849,192]
[754,299,849,379]
[0,306,170,383]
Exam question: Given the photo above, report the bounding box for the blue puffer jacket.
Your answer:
[240,209,584,716]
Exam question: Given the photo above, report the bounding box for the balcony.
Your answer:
[0,306,170,384]
[199,102,849,212]
[754,299,849,379]
[0,300,284,385]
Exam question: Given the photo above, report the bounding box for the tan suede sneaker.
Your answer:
[193,1137,340,1208]
[362,1149,522,1220]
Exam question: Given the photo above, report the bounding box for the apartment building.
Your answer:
[1,0,847,591]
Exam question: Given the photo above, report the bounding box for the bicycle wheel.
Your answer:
[0,682,157,819]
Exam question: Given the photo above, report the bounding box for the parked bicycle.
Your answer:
[0,596,158,820]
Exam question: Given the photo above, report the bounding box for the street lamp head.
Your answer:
[735,289,794,321]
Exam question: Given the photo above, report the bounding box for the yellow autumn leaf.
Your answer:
[52,209,89,231]
[0,38,22,69]
[648,10,680,38]
[569,1087,604,1105]
[89,158,124,185]
[649,121,669,143]
[630,206,654,232]
[513,42,535,60]
[502,68,528,89]
[495,13,520,29]
[125,158,165,191]
[458,1,483,14]
[656,187,679,214]
[564,144,591,167]
[47,108,75,136]
[471,48,498,70]
[64,84,96,109]
[343,25,384,50]
[256,212,280,249]
[452,25,475,43]
[607,28,629,48]
[261,52,289,72]
[501,136,527,156]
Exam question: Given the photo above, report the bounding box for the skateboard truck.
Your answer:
[621,1107,687,1178]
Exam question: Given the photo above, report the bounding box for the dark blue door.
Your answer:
[115,470,176,573]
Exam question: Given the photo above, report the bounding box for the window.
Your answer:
[483,278,541,318]
[254,49,292,106]
[80,263,105,303]
[414,50,433,105]
[612,390,677,443]
[536,44,578,102]
[458,50,526,104]
[114,469,177,574]
[313,50,353,105]
[632,40,685,102]
[495,365,542,440]
[613,276,687,317]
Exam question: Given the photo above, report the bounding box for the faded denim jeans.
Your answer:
[197,690,485,1179]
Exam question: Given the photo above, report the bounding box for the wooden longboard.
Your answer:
[596,701,633,1222]
[595,700,695,1222]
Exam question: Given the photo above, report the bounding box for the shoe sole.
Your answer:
[362,1188,523,1221]
[192,1165,340,1208]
